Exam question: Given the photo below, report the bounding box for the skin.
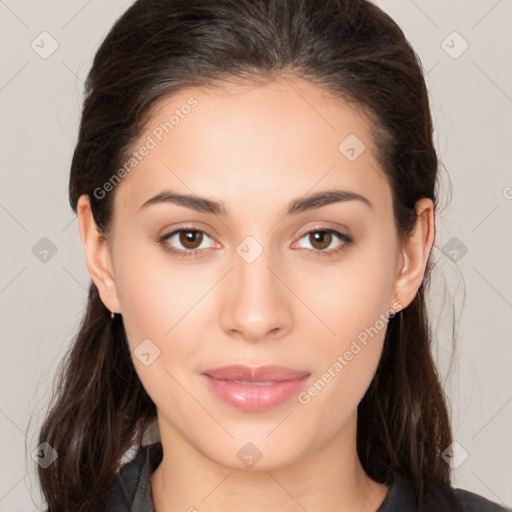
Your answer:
[77,75,434,512]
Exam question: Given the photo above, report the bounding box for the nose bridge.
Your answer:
[220,237,292,340]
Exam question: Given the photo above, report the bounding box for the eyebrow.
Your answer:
[139,188,373,215]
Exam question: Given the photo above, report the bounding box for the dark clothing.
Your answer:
[107,442,510,512]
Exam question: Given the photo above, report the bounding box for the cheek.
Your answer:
[298,288,391,436]
[112,248,208,411]
[301,248,396,349]
[112,239,207,343]
[115,266,168,344]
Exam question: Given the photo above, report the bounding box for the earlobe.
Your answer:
[76,194,121,314]
[392,198,435,309]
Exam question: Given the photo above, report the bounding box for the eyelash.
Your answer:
[158,225,353,259]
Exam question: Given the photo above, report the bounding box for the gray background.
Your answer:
[0,0,511,510]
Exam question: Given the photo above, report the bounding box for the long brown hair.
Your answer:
[37,0,455,509]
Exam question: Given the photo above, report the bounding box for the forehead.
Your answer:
[113,76,391,217]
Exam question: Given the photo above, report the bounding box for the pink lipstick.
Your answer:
[201,364,310,411]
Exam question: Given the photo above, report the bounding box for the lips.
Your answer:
[201,364,310,411]
[202,364,309,382]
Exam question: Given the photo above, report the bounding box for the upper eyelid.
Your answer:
[162,224,348,237]
[298,225,349,237]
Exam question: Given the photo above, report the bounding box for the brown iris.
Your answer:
[179,230,203,249]
[309,230,332,250]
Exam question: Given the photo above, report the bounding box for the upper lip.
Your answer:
[202,364,310,382]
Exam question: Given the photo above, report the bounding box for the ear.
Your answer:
[77,194,121,314]
[391,197,435,310]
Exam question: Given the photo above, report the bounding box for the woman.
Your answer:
[37,0,510,510]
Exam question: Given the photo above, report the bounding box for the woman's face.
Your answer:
[99,77,410,469]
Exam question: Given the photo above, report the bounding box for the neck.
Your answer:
[150,412,389,512]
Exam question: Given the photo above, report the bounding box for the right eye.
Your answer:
[158,227,218,258]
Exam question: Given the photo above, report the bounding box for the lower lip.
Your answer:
[202,374,310,411]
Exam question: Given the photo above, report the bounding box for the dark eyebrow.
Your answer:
[140,191,227,215]
[287,189,373,214]
[139,189,373,215]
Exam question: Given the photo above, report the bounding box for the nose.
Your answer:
[219,245,294,343]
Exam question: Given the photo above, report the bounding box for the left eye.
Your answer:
[294,228,352,253]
